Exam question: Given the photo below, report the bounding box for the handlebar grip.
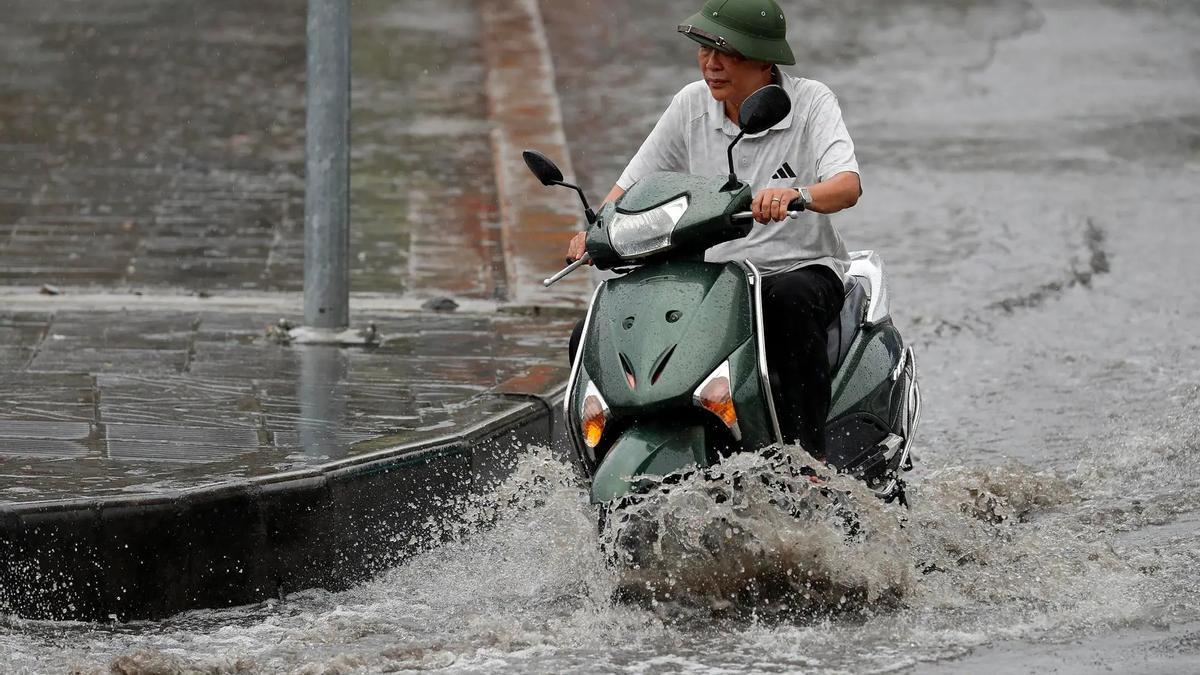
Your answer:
[787,197,806,212]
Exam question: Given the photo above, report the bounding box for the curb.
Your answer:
[0,0,583,622]
[0,388,564,621]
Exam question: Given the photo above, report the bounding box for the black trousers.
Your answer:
[567,264,844,457]
[760,265,844,458]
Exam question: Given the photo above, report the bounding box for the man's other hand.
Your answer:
[752,187,801,223]
[566,231,588,263]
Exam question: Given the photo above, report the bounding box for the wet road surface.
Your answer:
[4,0,1200,672]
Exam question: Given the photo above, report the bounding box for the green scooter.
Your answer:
[526,85,921,509]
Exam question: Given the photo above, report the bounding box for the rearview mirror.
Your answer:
[521,149,597,223]
[522,150,564,186]
[738,84,791,135]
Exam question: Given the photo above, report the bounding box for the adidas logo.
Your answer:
[771,162,797,180]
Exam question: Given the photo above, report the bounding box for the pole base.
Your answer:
[266,319,379,346]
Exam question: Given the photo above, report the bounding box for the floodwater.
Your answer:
[4,0,1200,672]
[2,431,1198,673]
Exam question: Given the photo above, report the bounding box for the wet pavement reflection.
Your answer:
[297,346,350,460]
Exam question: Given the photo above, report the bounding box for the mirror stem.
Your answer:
[721,130,747,192]
[554,181,597,224]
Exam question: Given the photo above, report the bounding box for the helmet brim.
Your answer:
[677,12,796,66]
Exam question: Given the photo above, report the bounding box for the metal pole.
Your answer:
[304,0,350,330]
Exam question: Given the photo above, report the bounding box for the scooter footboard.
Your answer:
[590,423,709,504]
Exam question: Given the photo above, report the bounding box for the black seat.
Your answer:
[826,275,869,372]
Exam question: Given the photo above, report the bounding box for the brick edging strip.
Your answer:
[481,0,591,307]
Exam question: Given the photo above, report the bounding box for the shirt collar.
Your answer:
[708,66,797,137]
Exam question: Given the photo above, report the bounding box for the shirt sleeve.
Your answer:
[616,90,689,190]
[809,88,860,183]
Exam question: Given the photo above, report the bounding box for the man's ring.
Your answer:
[771,197,781,203]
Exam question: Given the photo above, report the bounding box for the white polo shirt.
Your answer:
[616,70,859,279]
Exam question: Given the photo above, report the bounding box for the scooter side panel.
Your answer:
[828,322,905,423]
[582,261,754,413]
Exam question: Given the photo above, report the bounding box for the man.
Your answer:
[566,0,861,459]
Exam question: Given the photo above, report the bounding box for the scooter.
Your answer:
[526,84,921,510]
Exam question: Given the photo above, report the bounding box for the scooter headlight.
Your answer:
[608,195,689,258]
[693,360,741,440]
[580,380,610,449]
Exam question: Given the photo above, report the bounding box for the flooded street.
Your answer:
[4,0,1200,672]
[3,432,1198,673]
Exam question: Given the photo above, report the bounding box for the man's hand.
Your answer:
[566,231,588,263]
[752,187,801,224]
[566,187,623,263]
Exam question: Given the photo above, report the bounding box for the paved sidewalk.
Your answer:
[0,0,582,505]
[0,305,573,503]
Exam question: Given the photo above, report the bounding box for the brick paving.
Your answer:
[0,307,574,502]
[0,0,510,297]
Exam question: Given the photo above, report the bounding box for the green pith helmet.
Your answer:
[677,0,795,65]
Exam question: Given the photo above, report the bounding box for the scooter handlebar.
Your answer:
[732,206,804,222]
[546,203,805,286]
[543,253,590,287]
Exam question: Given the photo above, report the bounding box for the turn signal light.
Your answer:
[693,361,740,440]
[580,380,609,448]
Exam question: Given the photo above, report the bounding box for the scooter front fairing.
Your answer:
[565,259,781,504]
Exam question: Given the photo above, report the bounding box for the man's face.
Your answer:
[697,46,772,105]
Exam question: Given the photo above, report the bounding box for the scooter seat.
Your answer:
[826,275,869,372]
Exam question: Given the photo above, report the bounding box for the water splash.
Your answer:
[599,445,914,620]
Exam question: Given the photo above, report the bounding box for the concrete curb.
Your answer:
[0,0,584,621]
[0,388,564,621]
